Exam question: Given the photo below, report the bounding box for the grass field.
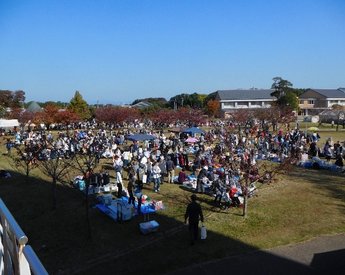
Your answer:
[0,130,345,274]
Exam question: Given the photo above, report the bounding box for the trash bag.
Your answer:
[200,224,207,240]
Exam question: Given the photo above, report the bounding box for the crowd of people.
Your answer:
[3,120,344,209]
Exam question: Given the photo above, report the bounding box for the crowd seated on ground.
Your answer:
[3,119,345,209]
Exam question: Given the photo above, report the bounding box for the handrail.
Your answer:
[0,198,28,245]
[0,198,48,274]
[23,245,49,275]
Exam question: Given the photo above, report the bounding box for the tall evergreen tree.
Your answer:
[271,77,299,110]
[68,91,91,120]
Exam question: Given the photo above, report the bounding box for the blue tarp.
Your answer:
[182,127,204,134]
[95,196,157,222]
[126,134,156,141]
[77,132,87,139]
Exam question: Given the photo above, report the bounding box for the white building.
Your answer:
[215,89,276,117]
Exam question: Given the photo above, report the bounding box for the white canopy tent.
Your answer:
[0,119,19,128]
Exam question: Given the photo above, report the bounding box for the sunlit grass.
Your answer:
[0,134,345,274]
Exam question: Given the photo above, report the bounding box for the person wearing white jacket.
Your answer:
[113,155,123,187]
[152,162,161,193]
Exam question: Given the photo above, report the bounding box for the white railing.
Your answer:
[0,199,48,275]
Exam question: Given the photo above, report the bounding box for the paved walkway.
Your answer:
[168,233,345,275]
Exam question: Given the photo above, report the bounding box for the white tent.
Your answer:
[0,119,19,128]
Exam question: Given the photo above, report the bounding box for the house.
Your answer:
[131,101,152,109]
[298,88,345,116]
[215,89,276,117]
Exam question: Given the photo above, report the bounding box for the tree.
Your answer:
[36,104,60,129]
[0,90,25,108]
[12,90,25,108]
[206,99,220,117]
[18,110,35,125]
[68,91,91,120]
[140,104,163,117]
[240,155,297,218]
[271,77,293,99]
[38,101,69,108]
[0,90,14,107]
[55,109,80,125]
[0,105,6,118]
[34,104,80,126]
[283,91,299,110]
[252,108,272,130]
[168,94,189,109]
[9,144,39,182]
[175,107,206,126]
[330,106,345,131]
[70,153,100,239]
[259,105,296,131]
[149,108,176,127]
[168,93,207,109]
[94,106,140,126]
[39,155,72,210]
[7,107,22,119]
[230,109,254,132]
[271,77,300,110]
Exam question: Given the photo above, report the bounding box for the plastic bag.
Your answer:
[200,224,207,240]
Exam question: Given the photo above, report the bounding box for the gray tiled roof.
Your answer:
[311,89,345,98]
[26,101,42,113]
[131,101,152,109]
[217,89,275,100]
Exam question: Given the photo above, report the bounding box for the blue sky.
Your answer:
[1,0,344,104]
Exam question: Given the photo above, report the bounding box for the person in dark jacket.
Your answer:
[184,194,204,245]
[196,167,207,193]
[127,170,136,206]
[178,168,187,184]
[166,156,175,183]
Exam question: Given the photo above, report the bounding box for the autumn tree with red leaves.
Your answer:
[230,109,254,132]
[176,107,206,126]
[30,104,79,129]
[206,99,221,117]
[149,108,176,127]
[32,104,59,129]
[55,109,80,124]
[94,107,140,126]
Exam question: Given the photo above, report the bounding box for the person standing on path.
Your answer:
[184,194,204,245]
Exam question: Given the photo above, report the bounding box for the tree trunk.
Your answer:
[85,178,92,240]
[242,176,248,218]
[25,164,30,183]
[52,178,57,210]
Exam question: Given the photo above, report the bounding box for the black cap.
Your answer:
[191,194,197,201]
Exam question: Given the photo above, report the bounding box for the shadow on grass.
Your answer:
[288,166,345,214]
[0,169,333,275]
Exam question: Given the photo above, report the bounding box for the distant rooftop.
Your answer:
[216,89,275,100]
[26,101,42,113]
[309,89,345,98]
[131,101,152,109]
